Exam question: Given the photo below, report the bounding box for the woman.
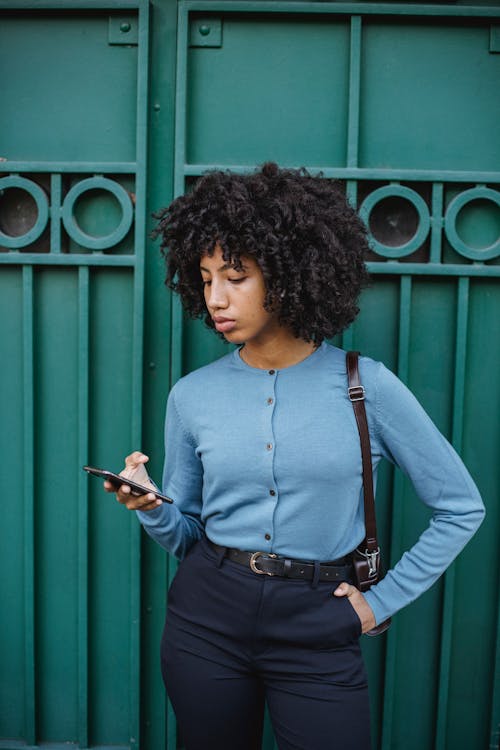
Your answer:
[106,163,485,750]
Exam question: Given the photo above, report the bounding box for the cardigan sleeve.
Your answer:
[363,362,485,625]
[136,387,204,559]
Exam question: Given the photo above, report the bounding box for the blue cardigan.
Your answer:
[137,342,485,625]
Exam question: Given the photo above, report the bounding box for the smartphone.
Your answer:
[83,465,173,503]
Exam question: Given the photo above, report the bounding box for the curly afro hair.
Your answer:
[153,162,371,344]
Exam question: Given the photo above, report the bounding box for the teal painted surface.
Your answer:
[187,16,351,167]
[0,2,499,750]
[0,14,138,162]
[0,3,150,748]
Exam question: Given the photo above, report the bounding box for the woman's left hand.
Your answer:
[333,582,376,634]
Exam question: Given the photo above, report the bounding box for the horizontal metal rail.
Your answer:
[0,0,142,8]
[179,0,500,17]
[0,254,137,266]
[183,164,500,184]
[0,163,137,173]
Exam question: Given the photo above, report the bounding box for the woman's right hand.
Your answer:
[103,451,162,511]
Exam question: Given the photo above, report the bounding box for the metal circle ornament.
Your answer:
[359,185,431,259]
[62,177,133,250]
[444,187,500,261]
[0,176,49,248]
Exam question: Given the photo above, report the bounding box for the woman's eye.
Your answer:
[228,277,246,284]
[202,280,211,287]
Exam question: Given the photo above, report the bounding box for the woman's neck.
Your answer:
[239,333,318,370]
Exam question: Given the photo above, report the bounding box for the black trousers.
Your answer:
[161,536,371,750]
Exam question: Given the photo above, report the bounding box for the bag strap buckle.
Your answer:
[348,385,365,402]
[356,547,380,578]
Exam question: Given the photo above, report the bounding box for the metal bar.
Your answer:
[0,162,137,173]
[164,7,191,744]
[2,256,499,276]
[170,2,190,388]
[434,277,470,750]
[430,183,444,265]
[346,180,357,208]
[183,163,500,184]
[346,16,361,169]
[0,254,136,267]
[49,174,62,254]
[128,2,150,745]
[3,0,498,13]
[77,267,90,749]
[380,275,412,750]
[179,0,500,17]
[451,278,468,452]
[490,593,500,750]
[22,265,36,747]
[367,264,500,278]
[3,256,499,276]
[0,0,140,7]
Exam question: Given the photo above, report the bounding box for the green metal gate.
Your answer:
[1,1,499,749]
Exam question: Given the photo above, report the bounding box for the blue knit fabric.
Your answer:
[137,342,484,624]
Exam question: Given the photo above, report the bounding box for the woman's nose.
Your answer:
[207,281,228,310]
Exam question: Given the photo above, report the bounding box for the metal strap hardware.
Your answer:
[348,385,365,402]
[249,551,277,575]
[356,547,380,578]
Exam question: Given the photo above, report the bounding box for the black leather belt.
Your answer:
[208,540,353,582]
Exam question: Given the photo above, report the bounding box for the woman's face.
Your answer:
[200,244,280,346]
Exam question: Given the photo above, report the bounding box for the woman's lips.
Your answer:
[213,317,236,333]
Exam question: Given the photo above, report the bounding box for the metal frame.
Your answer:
[172,4,500,750]
[1,1,498,748]
[0,2,149,748]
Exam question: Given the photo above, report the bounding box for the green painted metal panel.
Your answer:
[172,6,500,750]
[1,1,499,750]
[0,14,139,163]
[187,16,351,167]
[0,2,150,748]
[359,21,500,171]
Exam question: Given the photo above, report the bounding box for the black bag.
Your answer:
[347,351,391,637]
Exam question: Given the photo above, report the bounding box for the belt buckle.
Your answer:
[249,551,277,575]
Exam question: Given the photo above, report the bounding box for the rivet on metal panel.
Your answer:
[108,15,138,46]
[189,18,223,48]
[490,26,500,53]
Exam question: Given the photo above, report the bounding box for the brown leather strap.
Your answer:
[346,351,378,554]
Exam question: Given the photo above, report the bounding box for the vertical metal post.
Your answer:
[171,2,191,390]
[50,174,62,254]
[490,594,500,750]
[347,16,361,169]
[129,2,150,746]
[77,266,89,749]
[430,182,444,265]
[22,265,36,747]
[380,274,412,750]
[435,276,470,750]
